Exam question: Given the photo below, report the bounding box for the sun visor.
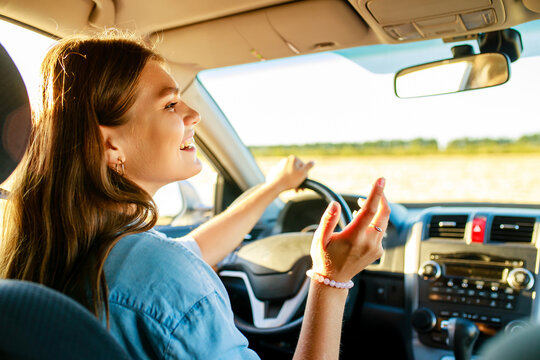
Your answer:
[153,0,370,74]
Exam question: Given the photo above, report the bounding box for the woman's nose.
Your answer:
[181,102,201,127]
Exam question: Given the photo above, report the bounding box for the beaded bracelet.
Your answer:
[306,269,354,289]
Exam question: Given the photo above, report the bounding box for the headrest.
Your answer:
[0,43,31,184]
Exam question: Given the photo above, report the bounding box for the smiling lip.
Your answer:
[180,131,196,151]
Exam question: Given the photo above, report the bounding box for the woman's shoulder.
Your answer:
[104,229,224,328]
[104,230,259,360]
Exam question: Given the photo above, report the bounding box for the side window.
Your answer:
[154,156,217,225]
[0,21,56,108]
[0,20,56,192]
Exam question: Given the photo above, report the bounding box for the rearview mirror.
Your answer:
[394,53,510,98]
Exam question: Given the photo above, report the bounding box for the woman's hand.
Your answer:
[310,177,390,282]
[265,155,314,193]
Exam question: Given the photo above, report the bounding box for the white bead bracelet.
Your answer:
[306,269,354,289]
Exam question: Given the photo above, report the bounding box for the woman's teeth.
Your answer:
[180,141,194,150]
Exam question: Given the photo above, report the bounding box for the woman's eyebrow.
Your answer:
[158,86,179,98]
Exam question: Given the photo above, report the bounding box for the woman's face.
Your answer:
[109,60,202,195]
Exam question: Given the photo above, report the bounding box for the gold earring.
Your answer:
[115,158,125,176]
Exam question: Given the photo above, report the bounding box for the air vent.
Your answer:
[491,216,535,243]
[428,215,468,239]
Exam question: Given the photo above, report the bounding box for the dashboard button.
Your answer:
[475,281,485,290]
[503,302,515,310]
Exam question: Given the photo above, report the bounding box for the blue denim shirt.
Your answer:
[103,229,260,359]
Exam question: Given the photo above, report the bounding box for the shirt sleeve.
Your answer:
[150,229,202,258]
[165,291,260,360]
[176,235,202,258]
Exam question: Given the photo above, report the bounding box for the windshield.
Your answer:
[198,21,540,205]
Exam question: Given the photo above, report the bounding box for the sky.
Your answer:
[198,48,540,148]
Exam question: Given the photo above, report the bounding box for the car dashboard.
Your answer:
[269,193,540,359]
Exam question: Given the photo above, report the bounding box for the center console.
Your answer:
[413,248,535,349]
[409,210,539,358]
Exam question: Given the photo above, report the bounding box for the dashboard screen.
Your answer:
[444,264,505,281]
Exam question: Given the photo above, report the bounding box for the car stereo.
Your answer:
[413,252,535,349]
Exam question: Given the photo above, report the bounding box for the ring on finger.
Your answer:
[371,223,383,232]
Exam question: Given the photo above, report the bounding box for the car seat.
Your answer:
[0,42,130,359]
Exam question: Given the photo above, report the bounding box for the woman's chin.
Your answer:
[180,158,203,180]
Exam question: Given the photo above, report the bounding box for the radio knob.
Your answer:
[419,261,442,280]
[412,308,437,333]
[505,320,529,334]
[507,268,535,291]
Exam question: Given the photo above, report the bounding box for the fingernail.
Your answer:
[326,201,338,216]
[377,177,386,187]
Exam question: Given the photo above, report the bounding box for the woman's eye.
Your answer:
[165,102,177,111]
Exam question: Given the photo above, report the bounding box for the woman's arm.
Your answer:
[190,155,313,267]
[294,177,390,360]
[294,282,349,359]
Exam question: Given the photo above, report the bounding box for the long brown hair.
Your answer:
[0,32,161,322]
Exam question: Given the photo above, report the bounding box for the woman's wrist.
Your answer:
[263,179,288,196]
[308,278,350,300]
[306,269,354,289]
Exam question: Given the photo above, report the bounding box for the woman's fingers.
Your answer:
[343,177,386,237]
[291,156,314,173]
[304,160,315,172]
[367,193,391,237]
[313,201,341,250]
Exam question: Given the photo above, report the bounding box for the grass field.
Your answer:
[254,154,540,205]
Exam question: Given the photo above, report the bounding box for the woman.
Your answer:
[0,32,390,359]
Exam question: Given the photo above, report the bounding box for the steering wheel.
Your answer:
[218,179,354,335]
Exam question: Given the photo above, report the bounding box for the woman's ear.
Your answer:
[99,125,125,168]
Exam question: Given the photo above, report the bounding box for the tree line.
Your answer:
[248,133,540,157]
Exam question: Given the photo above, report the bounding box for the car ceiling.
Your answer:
[2,0,540,89]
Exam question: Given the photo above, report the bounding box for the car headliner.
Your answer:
[2,0,540,90]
